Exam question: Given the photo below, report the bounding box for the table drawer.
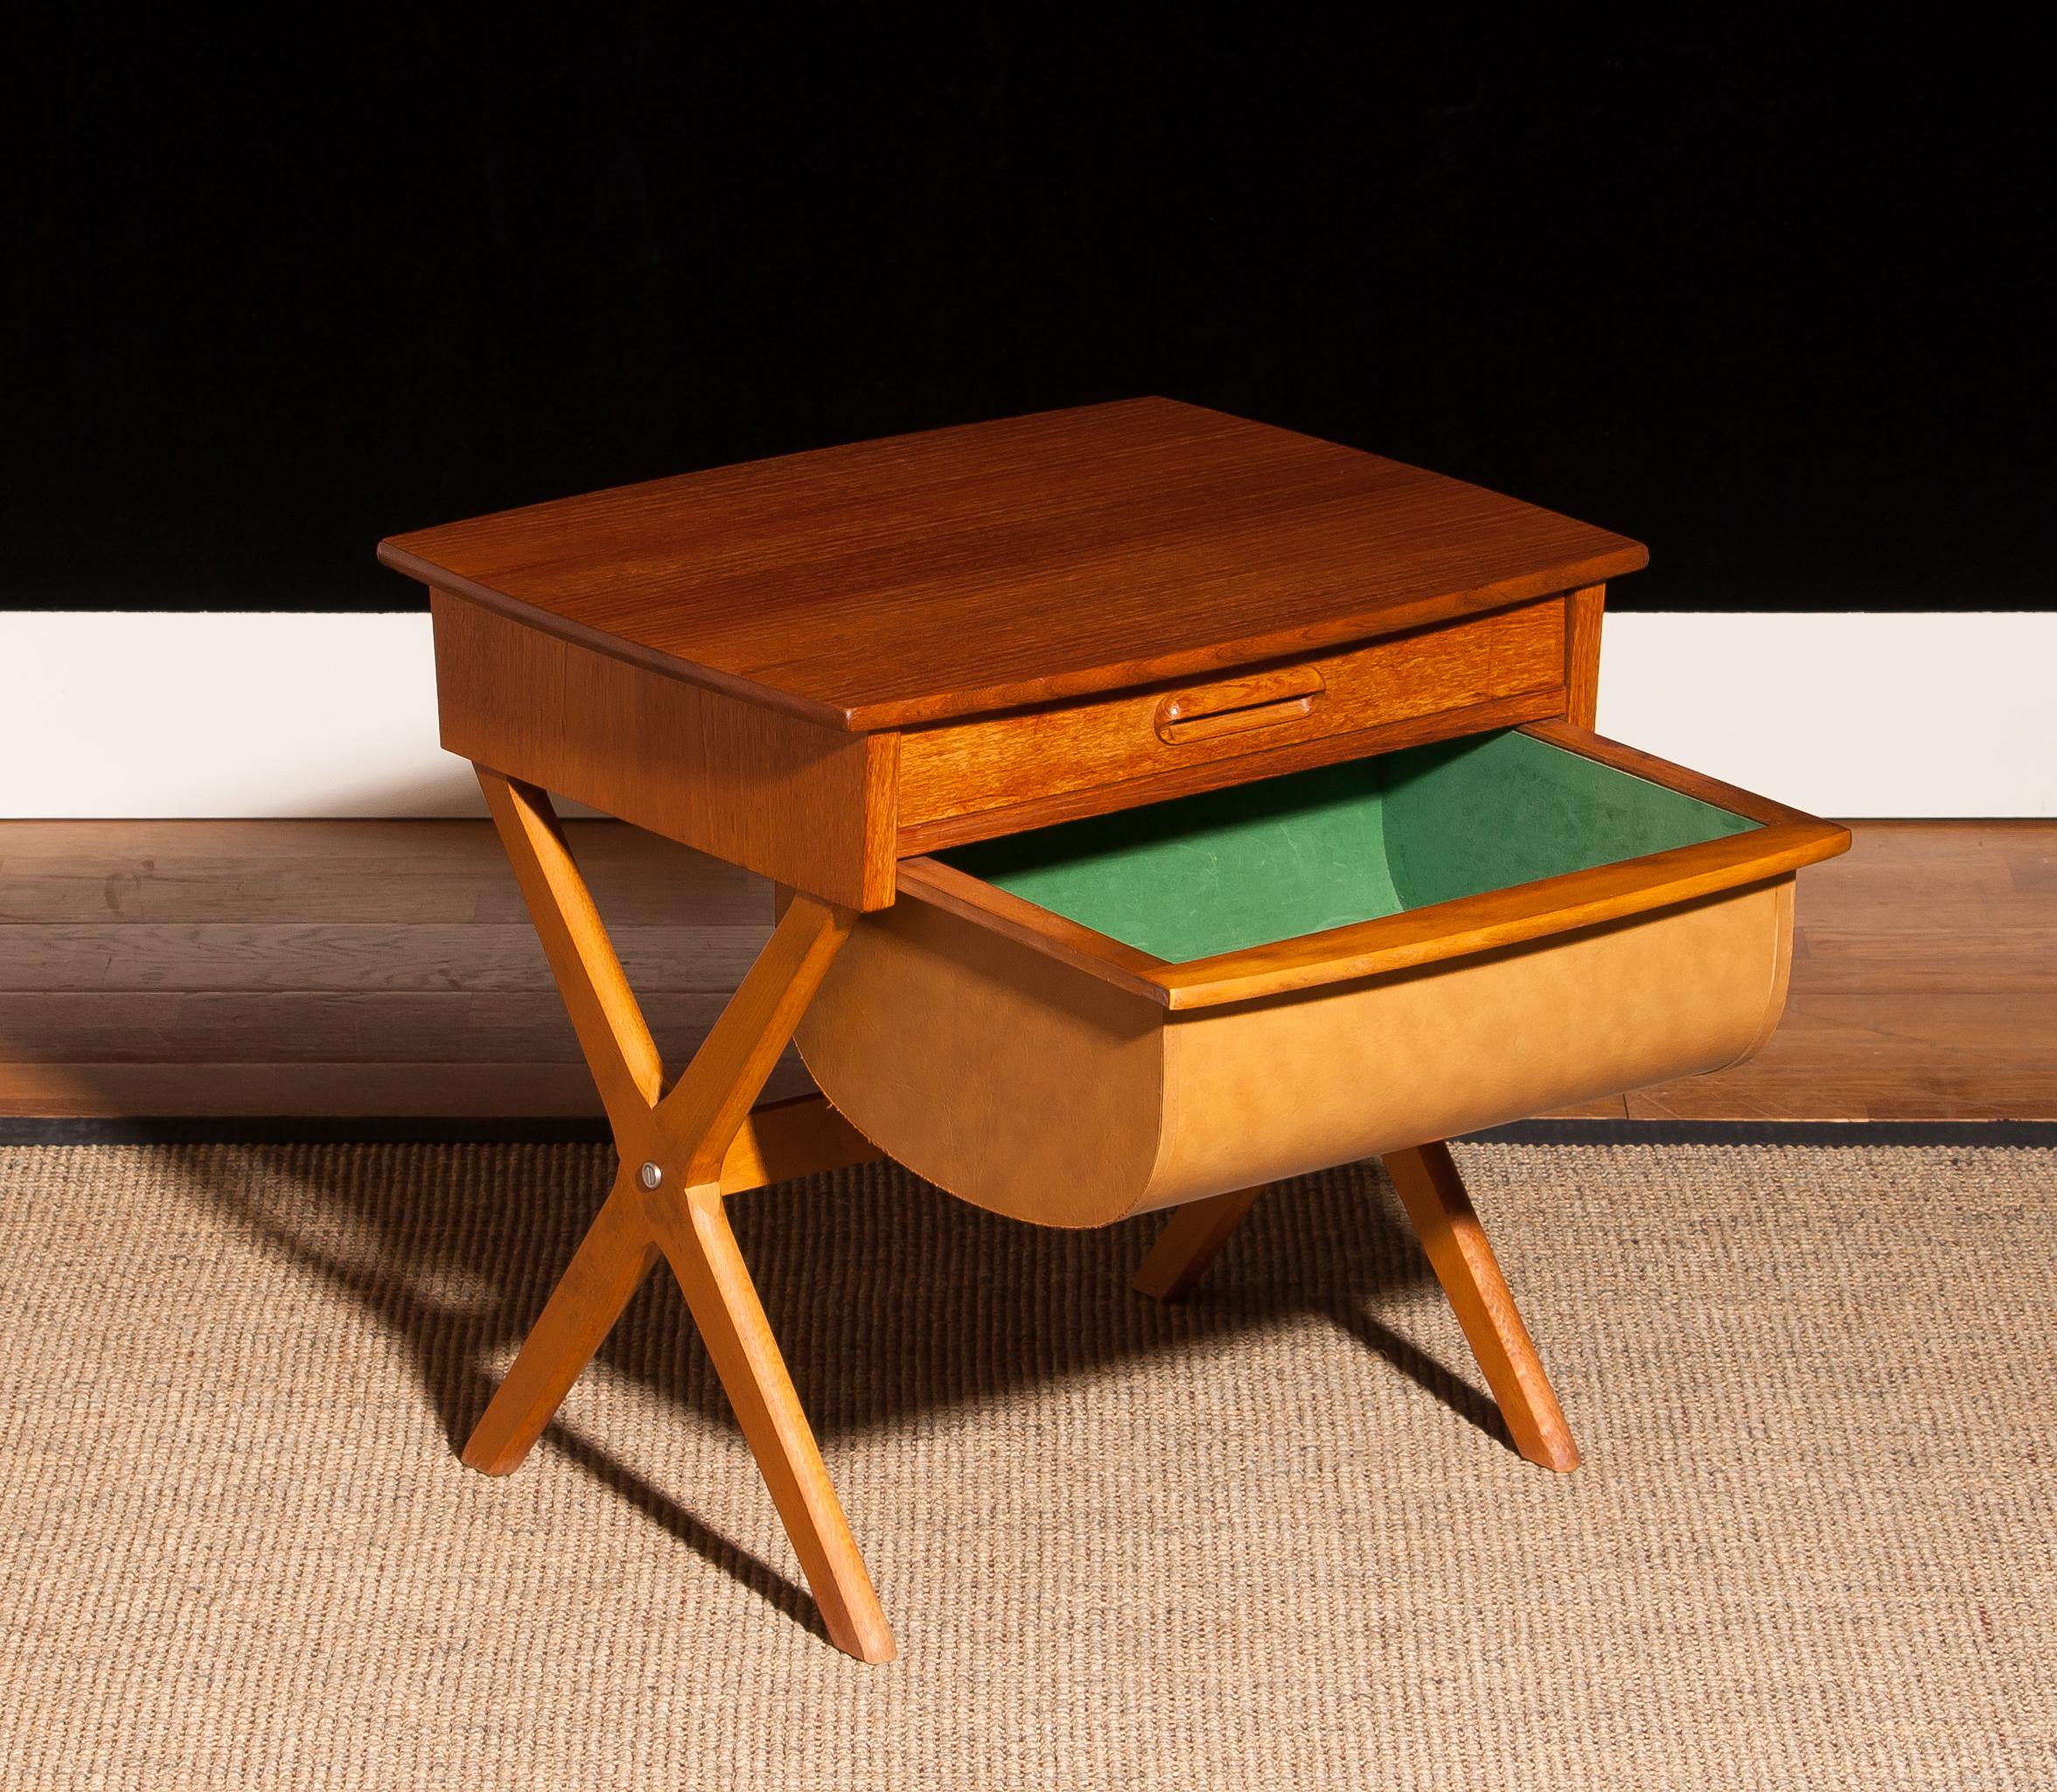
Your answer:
[895,596,1567,853]
[799,722,1851,1228]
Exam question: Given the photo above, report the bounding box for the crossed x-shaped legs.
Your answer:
[462,770,895,1660]
[464,765,1579,1664]
[1131,1153,1580,1472]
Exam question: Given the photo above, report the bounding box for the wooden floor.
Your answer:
[1,819,2051,1121]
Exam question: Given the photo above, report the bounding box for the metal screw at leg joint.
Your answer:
[638,1161,664,1190]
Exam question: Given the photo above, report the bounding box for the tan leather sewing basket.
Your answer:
[798,718,1845,1228]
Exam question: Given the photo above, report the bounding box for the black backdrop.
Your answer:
[6,13,2046,612]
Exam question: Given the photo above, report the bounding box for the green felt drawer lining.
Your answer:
[936,729,1761,965]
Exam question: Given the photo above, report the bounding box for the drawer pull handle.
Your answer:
[1154,666,1327,745]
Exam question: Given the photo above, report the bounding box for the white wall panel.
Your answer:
[3,611,2051,817]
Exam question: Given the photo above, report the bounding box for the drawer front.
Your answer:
[896,596,1566,853]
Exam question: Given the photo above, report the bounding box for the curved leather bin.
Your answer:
[796,724,1837,1230]
[797,877,1793,1228]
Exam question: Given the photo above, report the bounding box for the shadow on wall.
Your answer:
[172,1140,1485,1637]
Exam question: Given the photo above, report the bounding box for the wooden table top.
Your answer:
[380,397,1645,733]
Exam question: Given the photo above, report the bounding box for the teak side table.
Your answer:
[379,399,1849,1663]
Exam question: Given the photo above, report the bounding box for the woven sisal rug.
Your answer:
[0,1140,2050,1789]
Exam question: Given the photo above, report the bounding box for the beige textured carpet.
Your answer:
[0,1140,2051,1789]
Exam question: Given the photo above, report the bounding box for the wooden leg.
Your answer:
[464,1096,878,1477]
[1134,1152,1578,1472]
[648,1182,896,1663]
[464,767,895,1660]
[462,1170,658,1475]
[1132,1185,1266,1300]
[1564,582,1606,729]
[1383,1140,1581,1473]
[721,1093,882,1196]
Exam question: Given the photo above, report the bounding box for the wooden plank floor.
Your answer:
[1,819,2051,1120]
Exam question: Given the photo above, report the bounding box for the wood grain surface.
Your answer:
[894,597,1566,850]
[379,399,1645,731]
[435,592,899,909]
[1563,585,1606,730]
[2,819,2050,1120]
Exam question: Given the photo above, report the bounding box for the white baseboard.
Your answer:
[3,610,2050,818]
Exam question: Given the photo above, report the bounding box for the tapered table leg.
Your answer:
[462,1172,658,1475]
[1132,1185,1266,1300]
[1130,1147,1583,1473]
[1384,1141,1581,1472]
[648,1182,895,1663]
